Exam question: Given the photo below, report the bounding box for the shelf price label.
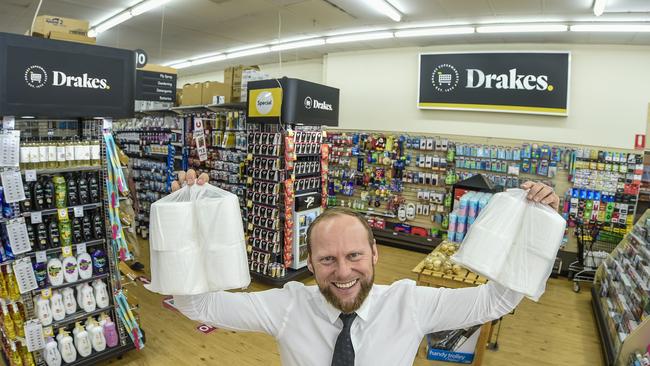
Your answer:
[25,170,37,182]
[35,251,47,263]
[24,321,45,352]
[76,243,87,254]
[61,246,73,258]
[0,169,25,202]
[2,116,15,130]
[73,206,84,218]
[30,211,42,224]
[57,208,69,221]
[7,217,32,255]
[0,130,20,167]
[13,257,38,294]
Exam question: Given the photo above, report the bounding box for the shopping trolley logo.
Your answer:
[431,64,459,92]
[25,65,48,88]
[304,96,333,111]
[304,96,312,109]
[255,91,274,115]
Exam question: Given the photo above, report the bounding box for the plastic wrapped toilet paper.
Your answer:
[145,183,251,295]
[452,189,527,279]
[452,188,566,301]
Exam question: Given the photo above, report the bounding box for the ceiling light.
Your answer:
[270,35,319,45]
[227,47,271,59]
[226,43,266,53]
[570,24,650,32]
[270,38,325,51]
[326,31,394,44]
[476,24,568,33]
[20,116,35,119]
[191,54,227,66]
[171,61,193,69]
[93,12,132,35]
[131,0,172,16]
[395,26,474,38]
[364,0,402,22]
[593,0,607,16]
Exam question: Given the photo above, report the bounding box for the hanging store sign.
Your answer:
[418,52,570,116]
[0,32,135,118]
[247,78,339,126]
[135,70,177,103]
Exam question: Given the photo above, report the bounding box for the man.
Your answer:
[171,169,559,366]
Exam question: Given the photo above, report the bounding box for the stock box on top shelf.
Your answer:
[202,81,231,104]
[32,15,89,36]
[181,82,203,106]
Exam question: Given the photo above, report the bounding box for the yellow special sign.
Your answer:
[248,88,282,117]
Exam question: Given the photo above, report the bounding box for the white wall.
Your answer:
[178,59,323,85]
[324,44,650,149]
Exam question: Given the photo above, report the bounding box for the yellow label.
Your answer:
[43,326,53,337]
[247,223,253,231]
[248,88,283,118]
[247,200,253,208]
[41,289,52,300]
[247,176,253,185]
[57,208,69,221]
[246,153,253,161]
[61,246,73,258]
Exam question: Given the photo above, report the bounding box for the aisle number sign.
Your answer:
[418,52,570,116]
[248,88,282,118]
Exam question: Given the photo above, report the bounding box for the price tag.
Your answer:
[41,289,52,300]
[35,251,47,263]
[193,118,204,134]
[74,206,84,218]
[102,118,113,130]
[25,169,37,182]
[248,223,253,231]
[6,217,32,255]
[24,321,45,352]
[76,243,87,254]
[57,208,69,221]
[0,130,20,167]
[13,258,38,294]
[2,116,15,130]
[0,170,25,202]
[247,176,253,185]
[42,326,54,338]
[246,153,253,161]
[247,200,253,208]
[61,246,73,258]
[30,211,42,224]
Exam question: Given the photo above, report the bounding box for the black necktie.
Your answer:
[331,312,357,366]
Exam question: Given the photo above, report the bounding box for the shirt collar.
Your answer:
[315,285,375,324]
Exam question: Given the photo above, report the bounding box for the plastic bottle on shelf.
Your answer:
[5,266,21,301]
[29,140,40,170]
[82,140,92,167]
[86,317,106,352]
[53,175,67,209]
[19,341,36,366]
[57,329,77,364]
[64,139,75,168]
[20,140,30,170]
[102,315,119,348]
[43,337,62,366]
[9,302,24,338]
[1,299,16,339]
[73,322,92,357]
[91,140,101,167]
[47,139,57,169]
[9,341,23,366]
[74,138,85,168]
[50,290,65,321]
[43,176,56,210]
[38,140,48,170]
[56,139,66,168]
[0,267,8,298]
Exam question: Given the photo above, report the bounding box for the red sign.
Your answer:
[635,134,646,150]
[196,324,218,334]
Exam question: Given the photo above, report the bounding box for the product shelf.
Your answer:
[64,339,136,366]
[205,102,247,111]
[592,285,617,366]
[372,227,440,254]
[250,266,311,286]
[50,306,112,330]
[33,273,110,295]
[22,202,102,218]
[20,166,102,175]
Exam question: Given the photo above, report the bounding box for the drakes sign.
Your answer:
[0,32,135,118]
[418,52,570,116]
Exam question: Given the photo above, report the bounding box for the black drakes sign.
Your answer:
[418,52,570,116]
[0,32,135,118]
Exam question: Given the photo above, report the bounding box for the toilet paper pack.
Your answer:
[145,183,251,295]
[452,188,566,301]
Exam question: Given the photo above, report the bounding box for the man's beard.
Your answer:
[318,272,374,314]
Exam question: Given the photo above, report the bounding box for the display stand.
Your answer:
[412,243,492,366]
[592,209,650,366]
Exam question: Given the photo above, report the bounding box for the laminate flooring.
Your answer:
[98,240,603,366]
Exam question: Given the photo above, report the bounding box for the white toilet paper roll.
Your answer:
[146,247,209,295]
[522,204,566,260]
[204,243,251,291]
[150,201,197,251]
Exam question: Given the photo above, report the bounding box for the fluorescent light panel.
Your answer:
[270,38,325,51]
[89,0,173,36]
[227,46,271,59]
[131,0,172,16]
[326,31,394,44]
[365,0,402,22]
[476,24,568,33]
[593,0,606,16]
[570,24,650,32]
[395,26,474,38]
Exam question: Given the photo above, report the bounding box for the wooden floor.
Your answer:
[99,241,604,366]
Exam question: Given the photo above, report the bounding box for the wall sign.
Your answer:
[135,70,176,102]
[0,32,135,118]
[247,78,339,126]
[295,192,322,212]
[418,52,570,116]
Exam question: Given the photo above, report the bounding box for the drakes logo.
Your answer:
[304,96,333,111]
[24,65,111,90]
[24,65,47,88]
[255,91,274,115]
[431,64,459,92]
[466,68,552,91]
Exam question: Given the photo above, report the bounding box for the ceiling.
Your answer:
[2,0,650,77]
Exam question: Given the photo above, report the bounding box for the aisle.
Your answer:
[100,241,603,366]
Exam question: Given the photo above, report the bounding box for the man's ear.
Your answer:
[307,254,314,273]
[372,239,378,266]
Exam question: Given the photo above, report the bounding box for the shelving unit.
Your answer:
[592,209,650,366]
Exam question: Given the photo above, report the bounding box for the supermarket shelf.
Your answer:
[23,202,102,218]
[206,102,247,111]
[114,128,171,133]
[34,273,110,294]
[171,142,183,147]
[592,286,616,366]
[350,208,396,219]
[66,338,137,366]
[51,306,112,330]
[134,108,176,115]
[21,166,101,175]
[250,266,311,287]
[373,228,440,253]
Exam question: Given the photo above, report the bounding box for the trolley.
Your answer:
[568,220,602,293]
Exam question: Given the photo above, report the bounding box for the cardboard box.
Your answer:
[181,83,203,106]
[176,89,183,107]
[202,81,231,104]
[47,31,96,45]
[32,15,89,36]
[224,65,260,87]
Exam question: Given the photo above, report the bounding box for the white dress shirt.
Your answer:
[174,279,523,366]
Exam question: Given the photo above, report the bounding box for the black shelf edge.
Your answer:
[373,228,440,254]
[21,166,101,175]
[34,273,110,294]
[23,203,102,218]
[114,128,172,132]
[250,266,311,287]
[50,306,112,330]
[66,338,137,366]
[591,286,616,366]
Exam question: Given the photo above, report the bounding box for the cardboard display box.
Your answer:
[224,65,260,87]
[202,81,231,104]
[32,15,89,36]
[181,83,203,106]
[47,31,96,45]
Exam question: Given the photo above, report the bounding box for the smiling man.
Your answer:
[172,169,559,366]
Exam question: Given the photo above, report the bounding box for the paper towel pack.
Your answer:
[145,183,251,295]
[452,189,566,301]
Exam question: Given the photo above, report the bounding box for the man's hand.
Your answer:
[520,181,560,211]
[171,169,210,192]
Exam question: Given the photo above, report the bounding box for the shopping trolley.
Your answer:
[567,220,603,293]
[438,73,452,85]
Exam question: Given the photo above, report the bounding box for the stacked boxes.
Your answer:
[32,15,95,44]
[224,65,269,102]
[448,191,493,243]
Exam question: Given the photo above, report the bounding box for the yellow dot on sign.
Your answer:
[547,85,554,91]
[107,86,110,90]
